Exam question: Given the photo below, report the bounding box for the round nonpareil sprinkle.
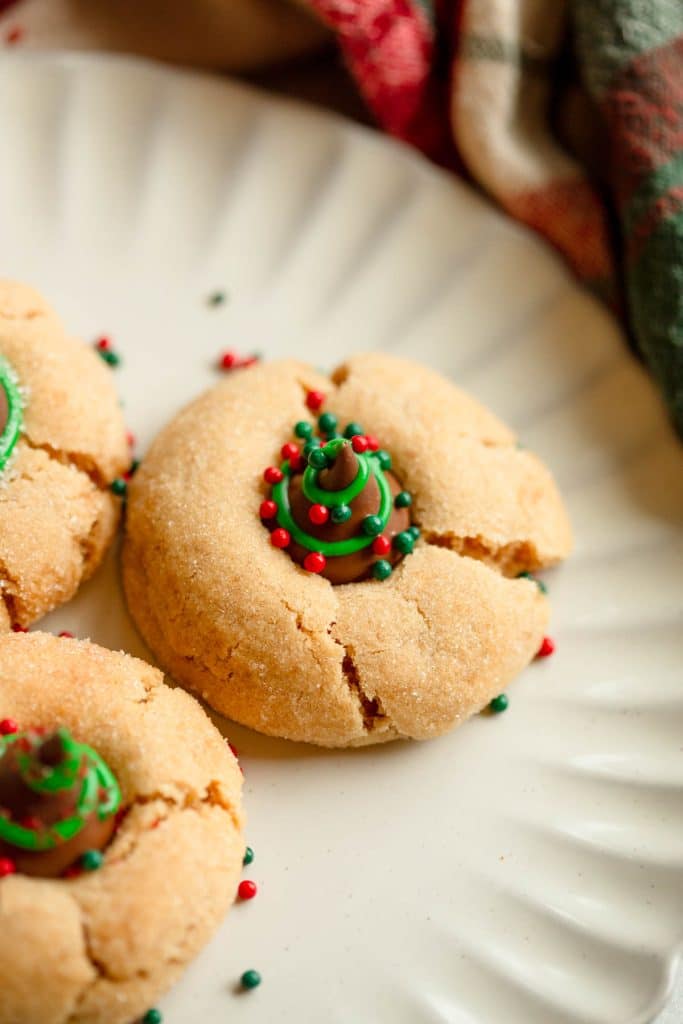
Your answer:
[238,879,257,900]
[303,552,326,574]
[240,969,262,990]
[305,390,325,412]
[0,857,17,878]
[537,636,555,658]
[81,849,104,872]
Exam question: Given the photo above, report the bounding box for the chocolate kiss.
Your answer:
[286,440,410,584]
[0,732,116,879]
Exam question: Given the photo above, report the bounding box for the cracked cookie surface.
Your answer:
[123,354,571,747]
[0,631,244,1024]
[0,280,129,629]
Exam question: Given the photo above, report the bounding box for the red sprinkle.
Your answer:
[304,552,326,574]
[21,815,42,830]
[11,624,27,633]
[238,879,258,900]
[372,536,391,556]
[365,435,380,451]
[0,857,16,878]
[126,431,136,449]
[270,528,290,549]
[281,442,299,462]
[95,336,111,352]
[0,719,19,736]
[219,350,237,370]
[351,435,369,453]
[263,466,283,485]
[306,390,325,412]
[537,636,555,659]
[259,500,277,520]
[58,631,75,639]
[5,26,23,45]
[62,864,82,879]
[308,504,329,526]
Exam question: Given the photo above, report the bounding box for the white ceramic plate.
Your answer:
[1,53,681,1024]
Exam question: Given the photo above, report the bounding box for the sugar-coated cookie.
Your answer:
[0,281,129,630]
[0,631,244,1024]
[123,354,571,747]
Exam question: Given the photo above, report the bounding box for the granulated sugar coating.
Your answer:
[0,630,244,1024]
[123,353,571,747]
[0,280,130,629]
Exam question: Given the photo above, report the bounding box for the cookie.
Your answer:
[0,281,129,630]
[123,354,571,747]
[0,630,244,1024]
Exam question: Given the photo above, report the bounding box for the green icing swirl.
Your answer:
[0,356,23,472]
[272,452,392,557]
[0,728,121,852]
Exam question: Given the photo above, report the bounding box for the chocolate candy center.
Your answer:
[0,727,121,878]
[262,412,417,584]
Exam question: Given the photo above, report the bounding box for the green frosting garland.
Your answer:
[0,728,121,852]
[272,450,393,557]
[0,356,23,472]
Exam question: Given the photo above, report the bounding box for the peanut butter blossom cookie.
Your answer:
[0,280,129,631]
[0,631,244,1024]
[123,354,572,747]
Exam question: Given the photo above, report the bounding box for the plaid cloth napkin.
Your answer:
[2,0,681,435]
[308,0,683,437]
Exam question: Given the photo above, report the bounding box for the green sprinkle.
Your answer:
[308,448,329,470]
[243,846,254,866]
[143,1010,163,1024]
[110,478,127,498]
[408,526,421,541]
[489,694,509,714]
[303,438,322,457]
[516,571,547,594]
[372,560,392,581]
[241,969,262,990]
[100,350,121,367]
[208,290,226,306]
[294,421,313,440]
[331,504,352,524]
[343,422,364,439]
[394,491,412,509]
[318,412,338,435]
[393,531,414,555]
[376,450,392,471]
[361,514,383,537]
[81,849,104,872]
